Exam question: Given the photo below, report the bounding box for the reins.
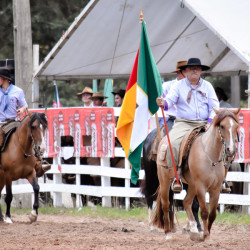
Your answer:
[15,114,44,159]
[201,126,235,167]
[15,116,33,158]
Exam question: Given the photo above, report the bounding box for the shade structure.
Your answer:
[34,0,250,81]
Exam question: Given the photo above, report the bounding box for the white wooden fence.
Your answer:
[2,108,250,213]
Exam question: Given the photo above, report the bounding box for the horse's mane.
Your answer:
[29,112,48,130]
[212,109,239,127]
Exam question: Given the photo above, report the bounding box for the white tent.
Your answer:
[34,0,250,104]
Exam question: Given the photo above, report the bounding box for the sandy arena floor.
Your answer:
[0,213,249,249]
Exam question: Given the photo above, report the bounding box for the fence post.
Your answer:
[53,155,62,207]
[101,157,111,207]
[75,157,82,208]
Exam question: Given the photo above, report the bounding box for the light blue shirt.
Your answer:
[0,85,28,122]
[163,77,219,123]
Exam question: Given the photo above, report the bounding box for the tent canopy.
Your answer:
[34,0,250,81]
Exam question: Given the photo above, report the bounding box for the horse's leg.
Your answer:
[183,185,201,241]
[196,185,209,240]
[4,180,13,223]
[192,196,202,232]
[154,166,174,240]
[27,173,40,223]
[208,189,220,234]
[0,169,5,222]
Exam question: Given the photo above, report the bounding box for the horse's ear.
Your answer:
[213,107,220,115]
[234,106,241,116]
[44,108,47,117]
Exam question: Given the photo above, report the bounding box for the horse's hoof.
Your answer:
[190,231,200,242]
[29,214,37,223]
[4,217,13,224]
[199,231,205,241]
[29,210,38,223]
[165,233,173,241]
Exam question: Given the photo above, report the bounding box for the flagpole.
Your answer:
[161,107,180,184]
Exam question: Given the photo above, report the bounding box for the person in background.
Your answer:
[215,87,232,108]
[77,87,93,107]
[91,92,107,107]
[112,89,125,107]
[159,60,188,129]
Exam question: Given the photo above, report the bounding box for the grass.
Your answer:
[5,205,250,225]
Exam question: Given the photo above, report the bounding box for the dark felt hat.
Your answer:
[179,58,210,71]
[112,89,125,99]
[0,68,13,81]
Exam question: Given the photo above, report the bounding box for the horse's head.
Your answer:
[213,107,240,157]
[29,111,48,156]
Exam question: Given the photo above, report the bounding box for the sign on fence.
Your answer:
[32,108,116,158]
[234,109,250,163]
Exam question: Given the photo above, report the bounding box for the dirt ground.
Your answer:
[0,213,249,250]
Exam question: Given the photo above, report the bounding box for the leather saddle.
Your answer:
[0,120,20,152]
[178,125,206,167]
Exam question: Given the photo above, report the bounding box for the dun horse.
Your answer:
[0,111,48,223]
[141,128,201,231]
[153,108,240,241]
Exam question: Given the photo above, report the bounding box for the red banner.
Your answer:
[32,108,115,158]
[234,109,250,163]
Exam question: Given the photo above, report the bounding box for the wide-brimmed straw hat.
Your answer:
[77,87,93,96]
[111,89,125,99]
[179,58,210,71]
[0,68,13,81]
[91,92,107,99]
[171,60,187,73]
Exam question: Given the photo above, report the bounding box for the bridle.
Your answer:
[16,117,44,160]
[201,125,236,168]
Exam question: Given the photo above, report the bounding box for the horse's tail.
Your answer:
[152,187,175,230]
[152,187,164,229]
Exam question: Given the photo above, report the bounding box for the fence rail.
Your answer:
[2,108,250,213]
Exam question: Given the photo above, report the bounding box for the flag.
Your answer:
[52,81,61,108]
[103,79,114,107]
[116,20,163,185]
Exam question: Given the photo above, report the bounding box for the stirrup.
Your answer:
[171,178,183,193]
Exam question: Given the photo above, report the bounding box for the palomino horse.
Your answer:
[0,111,48,223]
[153,108,240,241]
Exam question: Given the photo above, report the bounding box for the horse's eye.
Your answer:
[220,125,224,130]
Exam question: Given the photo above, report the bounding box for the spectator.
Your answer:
[77,87,93,107]
[112,89,125,107]
[91,92,107,107]
[215,87,232,108]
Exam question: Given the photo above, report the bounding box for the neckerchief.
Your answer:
[186,78,206,103]
[0,84,14,111]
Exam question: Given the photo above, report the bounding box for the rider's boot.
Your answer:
[172,168,182,193]
[221,168,231,193]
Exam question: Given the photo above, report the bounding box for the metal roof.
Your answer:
[34,0,250,81]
